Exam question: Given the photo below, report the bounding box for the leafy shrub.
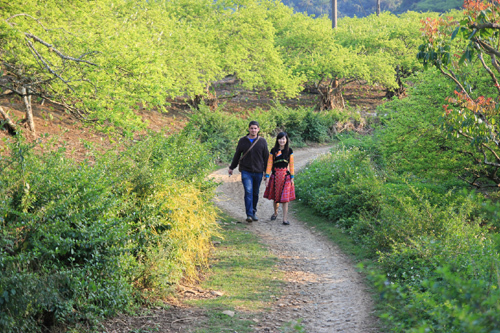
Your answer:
[374,69,490,187]
[373,258,500,333]
[187,102,363,163]
[186,104,246,163]
[295,146,384,225]
[297,137,500,332]
[0,132,220,332]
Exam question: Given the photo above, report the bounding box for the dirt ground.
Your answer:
[209,147,379,333]
[101,146,379,333]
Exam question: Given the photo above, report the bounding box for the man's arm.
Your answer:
[262,139,269,173]
[228,138,243,174]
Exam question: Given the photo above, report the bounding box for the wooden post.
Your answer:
[332,0,337,29]
[377,0,381,16]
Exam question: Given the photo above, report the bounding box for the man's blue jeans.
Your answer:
[240,170,263,218]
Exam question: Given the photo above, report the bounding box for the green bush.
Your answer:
[373,258,500,333]
[186,104,246,163]
[187,102,362,163]
[0,132,220,332]
[297,137,500,331]
[374,69,491,187]
[295,146,384,225]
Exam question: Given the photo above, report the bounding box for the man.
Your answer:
[229,120,269,222]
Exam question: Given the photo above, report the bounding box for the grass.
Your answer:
[189,212,285,332]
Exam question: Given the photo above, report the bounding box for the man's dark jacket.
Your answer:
[229,135,269,173]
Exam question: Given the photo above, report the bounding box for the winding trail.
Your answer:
[211,145,379,332]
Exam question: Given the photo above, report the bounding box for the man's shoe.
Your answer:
[246,216,253,222]
[251,215,259,222]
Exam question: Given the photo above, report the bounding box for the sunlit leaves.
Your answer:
[1,0,303,131]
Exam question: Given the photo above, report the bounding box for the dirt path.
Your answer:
[211,145,379,332]
[102,145,379,333]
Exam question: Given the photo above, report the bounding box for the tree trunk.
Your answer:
[21,87,36,135]
[0,106,18,135]
[317,79,344,111]
[188,95,203,110]
[188,87,218,110]
[385,66,407,99]
[204,90,218,110]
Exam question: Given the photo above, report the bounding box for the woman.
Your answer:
[264,132,295,225]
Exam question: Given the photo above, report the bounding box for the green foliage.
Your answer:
[295,146,385,225]
[0,132,220,332]
[185,104,246,163]
[417,3,500,187]
[186,103,357,162]
[274,11,397,93]
[374,69,490,185]
[372,260,500,333]
[0,0,301,132]
[335,11,441,84]
[296,127,500,331]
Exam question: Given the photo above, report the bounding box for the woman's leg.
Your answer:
[273,202,279,216]
[282,202,289,222]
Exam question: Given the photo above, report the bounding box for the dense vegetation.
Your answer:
[296,1,500,331]
[1,0,429,134]
[0,101,358,331]
[2,0,500,332]
[0,130,225,331]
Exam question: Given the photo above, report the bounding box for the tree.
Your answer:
[0,0,302,135]
[1,13,99,136]
[334,11,441,98]
[418,1,500,187]
[274,11,396,110]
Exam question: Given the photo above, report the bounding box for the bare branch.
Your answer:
[477,51,500,94]
[479,143,500,166]
[491,55,500,76]
[458,175,481,188]
[25,37,75,93]
[439,66,472,100]
[44,96,86,119]
[476,39,500,58]
[0,83,23,96]
[470,23,500,30]
[24,33,98,66]
[5,13,48,31]
[315,77,326,97]
[458,130,500,167]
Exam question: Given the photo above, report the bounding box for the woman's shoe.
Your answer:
[270,214,277,221]
[282,220,290,225]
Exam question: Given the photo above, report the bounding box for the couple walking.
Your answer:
[228,121,295,225]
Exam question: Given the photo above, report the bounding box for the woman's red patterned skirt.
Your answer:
[264,167,296,203]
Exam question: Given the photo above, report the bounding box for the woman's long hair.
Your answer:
[273,132,290,158]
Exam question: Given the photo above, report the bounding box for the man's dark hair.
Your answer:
[248,120,260,128]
